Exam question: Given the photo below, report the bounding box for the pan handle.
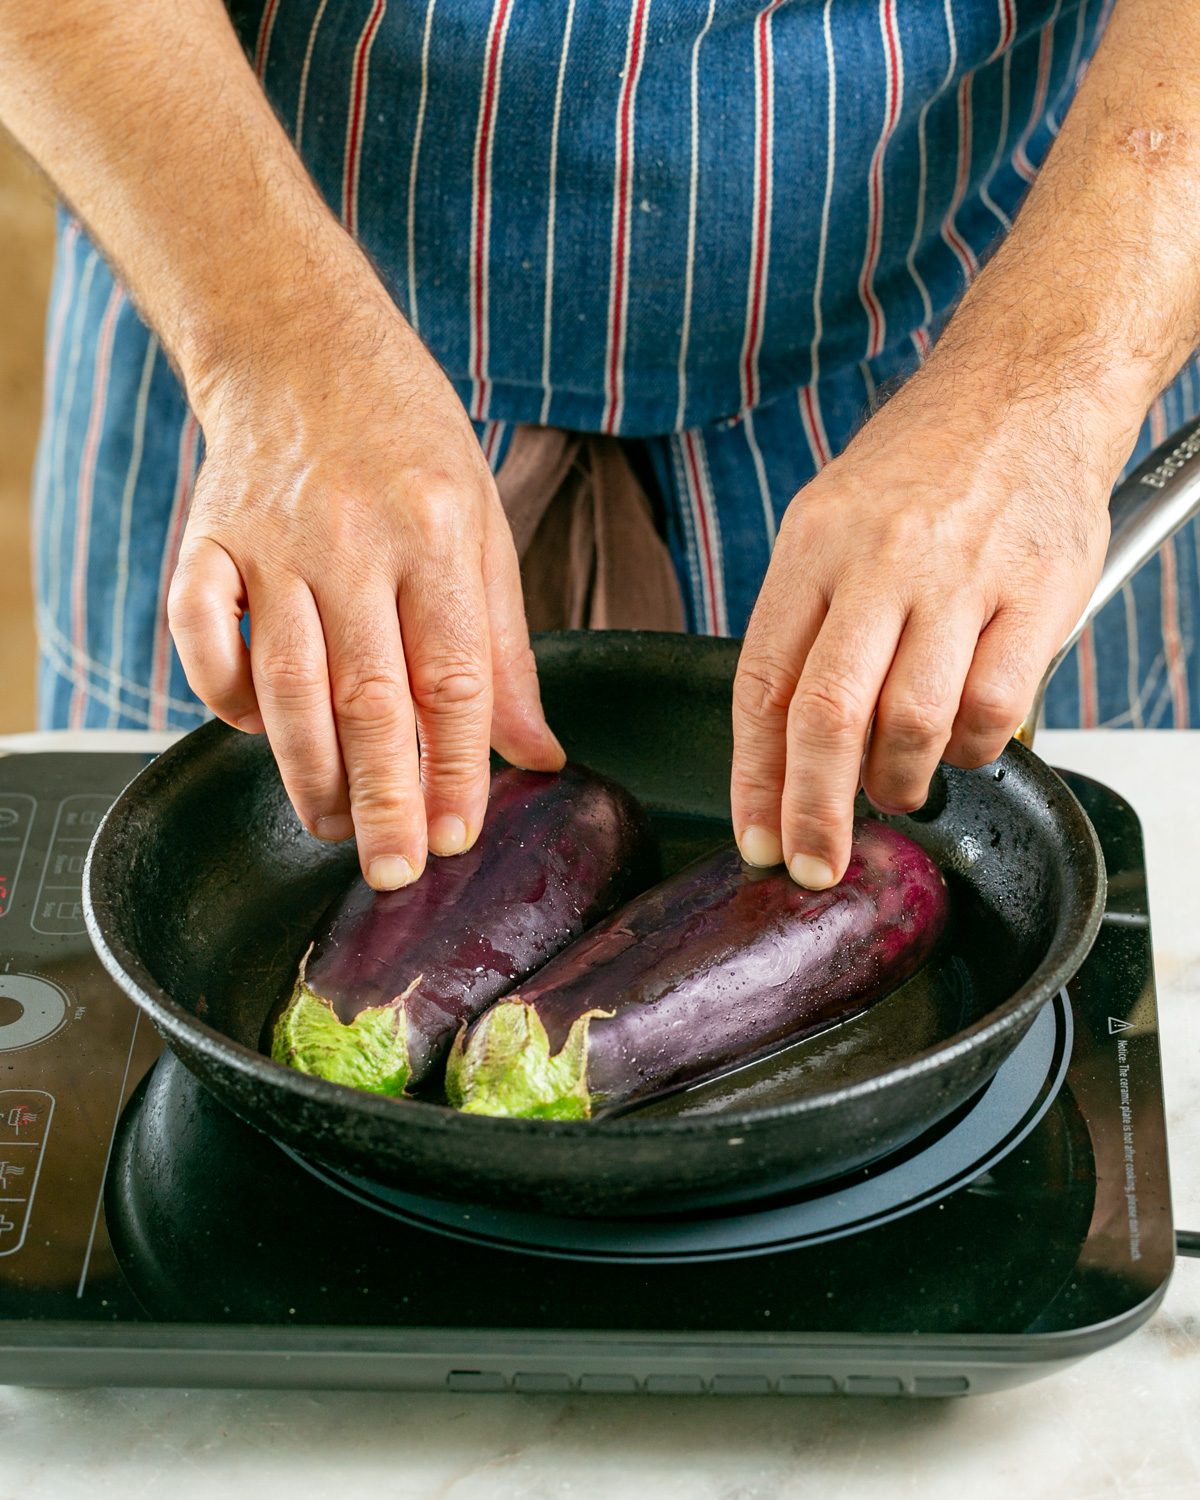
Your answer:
[1017,412,1200,744]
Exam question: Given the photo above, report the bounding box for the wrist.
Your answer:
[921,290,1156,485]
[177,221,407,430]
[930,246,1182,471]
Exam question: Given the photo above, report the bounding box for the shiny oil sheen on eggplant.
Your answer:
[270,763,658,1096]
[445,818,950,1119]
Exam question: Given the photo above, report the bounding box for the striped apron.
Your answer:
[32,0,1200,732]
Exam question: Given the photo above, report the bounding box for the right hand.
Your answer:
[167,290,564,890]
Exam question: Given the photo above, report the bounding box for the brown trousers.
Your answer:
[495,426,685,633]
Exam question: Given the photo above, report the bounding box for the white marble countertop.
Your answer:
[1,729,1198,1499]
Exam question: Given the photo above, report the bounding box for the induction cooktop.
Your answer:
[0,751,1181,1396]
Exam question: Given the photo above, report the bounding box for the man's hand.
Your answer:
[168,297,562,888]
[731,363,1116,888]
[0,0,561,889]
[733,0,1200,888]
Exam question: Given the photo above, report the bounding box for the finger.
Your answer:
[400,558,494,859]
[482,508,565,772]
[248,579,353,845]
[861,600,983,814]
[731,592,828,870]
[782,599,905,888]
[943,607,1059,768]
[167,536,262,733]
[318,583,426,887]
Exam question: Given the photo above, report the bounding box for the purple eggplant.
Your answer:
[445,818,949,1119]
[270,764,657,1096]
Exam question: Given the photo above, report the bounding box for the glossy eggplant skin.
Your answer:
[271,763,657,1093]
[445,818,950,1119]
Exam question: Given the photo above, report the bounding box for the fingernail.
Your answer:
[367,855,416,891]
[788,853,837,890]
[315,814,354,843]
[237,712,265,735]
[427,814,469,857]
[739,825,784,867]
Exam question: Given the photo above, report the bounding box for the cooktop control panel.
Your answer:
[0,753,161,1315]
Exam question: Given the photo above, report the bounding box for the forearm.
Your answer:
[928,0,1200,467]
[0,0,390,420]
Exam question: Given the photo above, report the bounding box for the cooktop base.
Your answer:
[0,753,1175,1396]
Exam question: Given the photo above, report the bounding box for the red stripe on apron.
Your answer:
[740,0,786,412]
[1076,623,1099,729]
[469,0,515,420]
[1014,7,1059,182]
[799,384,831,470]
[681,430,721,634]
[253,0,281,80]
[941,76,979,279]
[601,0,652,435]
[342,0,388,236]
[859,0,903,359]
[1161,538,1189,726]
[994,0,1016,54]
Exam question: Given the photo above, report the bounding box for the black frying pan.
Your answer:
[83,631,1101,1217]
[82,420,1200,1219]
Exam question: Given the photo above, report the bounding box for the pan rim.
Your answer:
[82,717,1106,1142]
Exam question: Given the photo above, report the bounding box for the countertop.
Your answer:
[1,729,1198,1500]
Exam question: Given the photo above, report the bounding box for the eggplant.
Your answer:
[445,818,949,1119]
[271,763,658,1095]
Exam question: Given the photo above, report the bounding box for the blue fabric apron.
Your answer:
[32,0,1200,731]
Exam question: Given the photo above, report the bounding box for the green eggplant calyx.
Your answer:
[271,979,415,1097]
[445,1001,610,1119]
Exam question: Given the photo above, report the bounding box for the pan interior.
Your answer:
[106,632,1073,1120]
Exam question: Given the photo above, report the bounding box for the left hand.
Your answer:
[730,357,1130,889]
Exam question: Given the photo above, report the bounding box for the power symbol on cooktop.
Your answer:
[0,974,69,1052]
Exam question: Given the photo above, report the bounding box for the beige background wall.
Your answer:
[0,135,55,733]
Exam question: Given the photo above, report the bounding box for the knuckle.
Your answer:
[733,653,796,721]
[961,679,1024,737]
[332,669,407,725]
[410,482,475,554]
[258,651,327,704]
[882,695,952,747]
[347,781,420,825]
[791,674,868,740]
[409,655,489,713]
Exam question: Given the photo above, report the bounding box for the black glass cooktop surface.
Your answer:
[0,752,1175,1396]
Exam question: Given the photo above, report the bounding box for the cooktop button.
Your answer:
[0,974,69,1052]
